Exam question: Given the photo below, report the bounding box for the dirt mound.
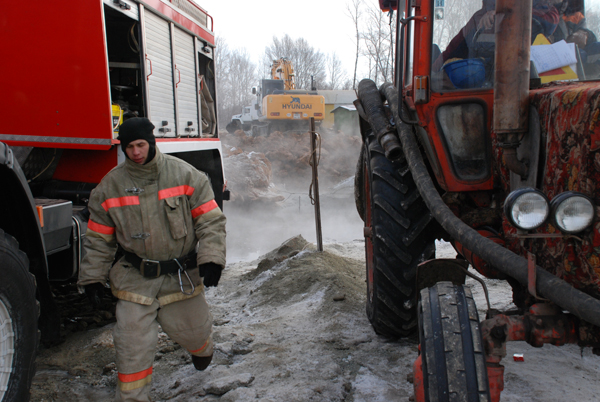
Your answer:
[30,237,600,402]
[223,151,284,204]
[243,235,310,280]
[221,128,362,204]
[239,235,364,318]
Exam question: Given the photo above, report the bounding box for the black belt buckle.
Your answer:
[140,259,161,278]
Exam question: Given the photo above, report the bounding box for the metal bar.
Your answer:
[0,135,113,145]
[309,118,323,252]
[527,251,537,298]
[170,22,180,137]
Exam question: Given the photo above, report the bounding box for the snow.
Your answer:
[30,203,600,401]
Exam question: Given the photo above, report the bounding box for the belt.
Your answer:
[121,248,197,278]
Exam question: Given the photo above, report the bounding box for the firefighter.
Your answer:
[78,117,226,401]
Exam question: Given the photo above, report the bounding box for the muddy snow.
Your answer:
[30,207,600,401]
[29,129,600,401]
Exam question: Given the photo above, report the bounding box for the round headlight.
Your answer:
[504,188,549,230]
[550,192,595,233]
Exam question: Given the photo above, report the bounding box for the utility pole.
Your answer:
[309,117,323,251]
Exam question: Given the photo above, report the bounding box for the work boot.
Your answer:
[192,354,213,371]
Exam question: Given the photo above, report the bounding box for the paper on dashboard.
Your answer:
[530,40,577,73]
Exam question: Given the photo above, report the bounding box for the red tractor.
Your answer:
[354,0,600,400]
[0,1,226,400]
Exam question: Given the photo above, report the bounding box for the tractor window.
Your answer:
[431,0,497,91]
[430,0,599,92]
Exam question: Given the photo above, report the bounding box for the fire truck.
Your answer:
[354,0,600,400]
[0,1,226,400]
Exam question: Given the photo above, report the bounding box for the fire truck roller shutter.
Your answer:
[144,11,176,137]
[173,27,199,137]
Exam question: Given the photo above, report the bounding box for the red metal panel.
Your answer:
[52,148,119,184]
[415,92,495,192]
[407,0,495,192]
[0,1,113,150]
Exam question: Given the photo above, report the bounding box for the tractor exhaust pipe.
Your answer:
[376,82,600,328]
[493,0,532,179]
[357,79,403,160]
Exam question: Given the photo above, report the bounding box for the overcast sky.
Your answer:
[196,0,600,81]
[197,0,363,80]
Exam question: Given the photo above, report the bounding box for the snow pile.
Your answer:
[31,236,600,401]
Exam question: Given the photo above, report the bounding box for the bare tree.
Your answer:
[264,35,327,90]
[432,0,480,49]
[214,37,257,126]
[362,3,396,85]
[341,78,354,90]
[586,7,600,37]
[346,0,362,89]
[326,53,347,90]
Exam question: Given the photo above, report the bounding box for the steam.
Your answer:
[226,194,364,263]
[222,126,364,262]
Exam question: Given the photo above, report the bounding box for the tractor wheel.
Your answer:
[417,282,491,402]
[0,229,38,402]
[363,137,436,337]
[354,144,365,222]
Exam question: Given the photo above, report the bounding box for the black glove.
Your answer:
[85,283,106,309]
[198,263,222,287]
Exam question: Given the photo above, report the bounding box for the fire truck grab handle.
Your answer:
[175,67,181,87]
[146,55,153,80]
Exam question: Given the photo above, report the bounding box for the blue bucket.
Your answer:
[443,58,486,89]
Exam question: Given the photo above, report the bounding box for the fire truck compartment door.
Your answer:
[174,26,199,137]
[103,0,139,20]
[145,11,176,137]
[0,2,113,150]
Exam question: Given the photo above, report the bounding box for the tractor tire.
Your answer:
[0,229,38,402]
[363,136,436,337]
[418,282,490,402]
[354,144,365,222]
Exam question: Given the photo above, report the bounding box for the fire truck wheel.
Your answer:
[354,144,365,221]
[363,137,436,337]
[417,282,490,402]
[0,230,38,402]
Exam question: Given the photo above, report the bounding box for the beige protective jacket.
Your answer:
[78,149,226,306]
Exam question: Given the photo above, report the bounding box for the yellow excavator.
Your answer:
[226,58,325,136]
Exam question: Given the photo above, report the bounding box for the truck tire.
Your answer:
[418,282,490,402]
[362,137,436,337]
[226,120,241,134]
[0,230,38,402]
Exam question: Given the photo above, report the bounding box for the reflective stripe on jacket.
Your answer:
[78,149,226,305]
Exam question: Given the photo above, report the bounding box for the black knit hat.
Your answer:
[118,117,155,149]
[117,118,156,162]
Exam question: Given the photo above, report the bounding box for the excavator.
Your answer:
[226,58,325,136]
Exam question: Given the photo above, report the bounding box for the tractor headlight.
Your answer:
[550,192,595,233]
[504,188,549,230]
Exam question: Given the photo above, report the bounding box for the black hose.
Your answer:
[357,79,403,160]
[377,82,600,328]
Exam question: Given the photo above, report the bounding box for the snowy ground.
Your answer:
[30,195,600,401]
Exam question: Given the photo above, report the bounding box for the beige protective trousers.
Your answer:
[113,293,213,402]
